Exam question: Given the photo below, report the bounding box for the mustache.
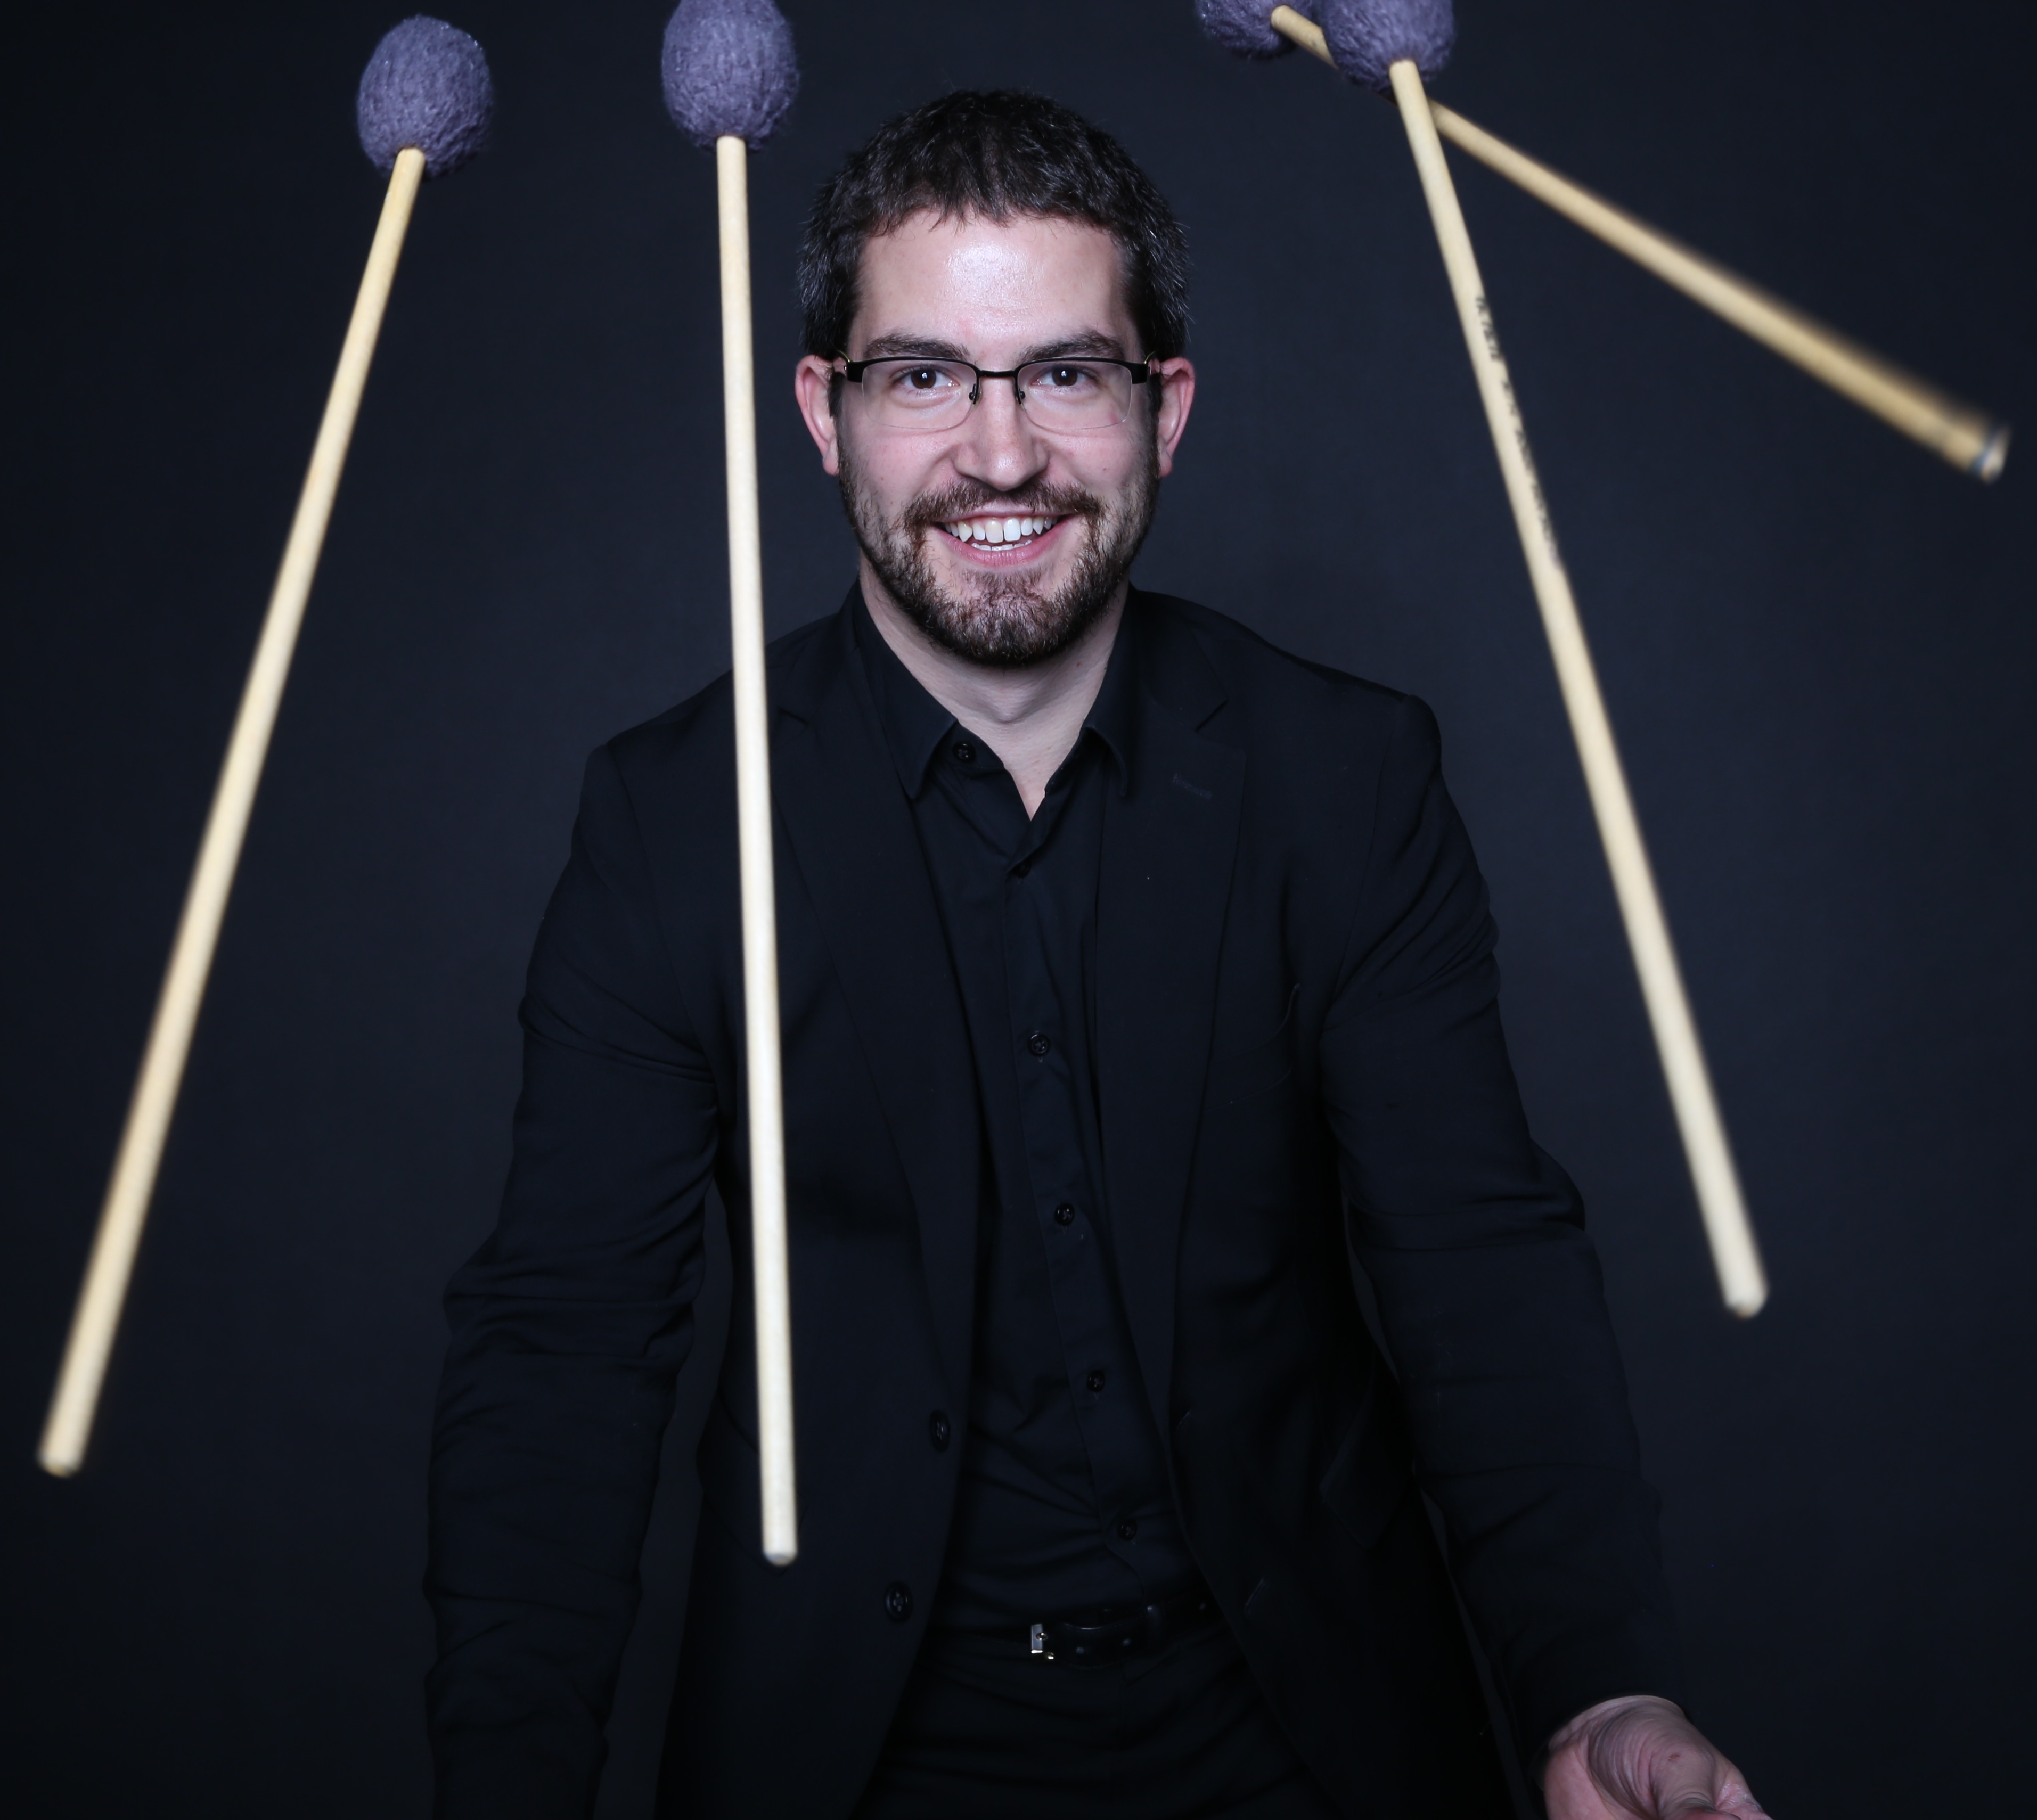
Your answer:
[902,481,1102,528]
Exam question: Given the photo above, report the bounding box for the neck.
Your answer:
[860,558,1127,817]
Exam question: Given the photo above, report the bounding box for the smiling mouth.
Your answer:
[936,512,1069,552]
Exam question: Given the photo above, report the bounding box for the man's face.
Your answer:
[795,211,1195,667]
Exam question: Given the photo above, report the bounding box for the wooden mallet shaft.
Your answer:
[1266,7,2009,480]
[39,145,429,1477]
[1387,56,1769,1316]
[715,134,798,1567]
[1426,104,2008,481]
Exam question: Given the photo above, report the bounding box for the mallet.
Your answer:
[661,0,801,1567]
[1205,0,1768,1317]
[37,18,495,1478]
[1205,3,2009,479]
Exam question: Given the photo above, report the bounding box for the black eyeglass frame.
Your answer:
[835,352,1157,409]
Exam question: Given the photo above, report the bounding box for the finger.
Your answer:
[1588,1719,1722,1818]
[1708,1760,1770,1819]
[1653,1786,1765,1817]
[1542,1743,1630,1820]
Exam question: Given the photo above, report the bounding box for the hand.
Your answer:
[1543,1695,1768,1819]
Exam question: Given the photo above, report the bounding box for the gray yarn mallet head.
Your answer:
[661,0,799,149]
[356,16,494,178]
[1319,0,1455,91]
[1195,0,1319,60]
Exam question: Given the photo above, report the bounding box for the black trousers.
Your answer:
[853,1621,1345,1819]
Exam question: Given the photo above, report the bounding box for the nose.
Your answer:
[952,373,1047,494]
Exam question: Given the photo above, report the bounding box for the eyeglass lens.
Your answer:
[855,359,1138,431]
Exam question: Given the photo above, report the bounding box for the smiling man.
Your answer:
[425,93,1765,1820]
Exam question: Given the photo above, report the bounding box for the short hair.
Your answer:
[798,91,1191,364]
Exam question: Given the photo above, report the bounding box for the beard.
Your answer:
[839,440,1159,668]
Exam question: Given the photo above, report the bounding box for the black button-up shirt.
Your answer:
[852,592,1198,1628]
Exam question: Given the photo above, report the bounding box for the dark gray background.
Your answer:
[4,1,2031,1813]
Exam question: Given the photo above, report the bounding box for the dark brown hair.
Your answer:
[798,91,1191,363]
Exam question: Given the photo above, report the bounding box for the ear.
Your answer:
[795,355,843,476]
[1150,357,1196,479]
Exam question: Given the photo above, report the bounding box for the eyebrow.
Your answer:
[1017,332,1131,363]
[852,329,1132,364]
[854,332,972,362]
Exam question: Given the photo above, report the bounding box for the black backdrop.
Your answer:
[4,2,2032,1813]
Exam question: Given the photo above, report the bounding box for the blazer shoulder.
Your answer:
[1136,589,1433,748]
[599,607,841,784]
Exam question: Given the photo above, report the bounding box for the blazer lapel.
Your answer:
[772,608,981,1401]
[1097,602,1245,1437]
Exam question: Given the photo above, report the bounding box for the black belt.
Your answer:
[1027,1586,1221,1667]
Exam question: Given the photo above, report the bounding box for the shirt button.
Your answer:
[884,1581,913,1623]
[1012,858,1032,877]
[1027,1031,1052,1058]
[1053,1203,1075,1227]
[1086,1369,1106,1393]
[1117,1518,1139,1540]
[928,1411,951,1452]
[951,739,976,763]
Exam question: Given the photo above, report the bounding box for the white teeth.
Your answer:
[946,514,1061,546]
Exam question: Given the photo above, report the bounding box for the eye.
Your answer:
[881,360,967,400]
[1030,362,1103,392]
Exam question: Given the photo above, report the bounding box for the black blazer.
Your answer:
[425,588,1682,1819]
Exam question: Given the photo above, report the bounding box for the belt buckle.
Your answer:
[1028,1621,1052,1661]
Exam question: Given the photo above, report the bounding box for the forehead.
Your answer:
[849,210,1134,353]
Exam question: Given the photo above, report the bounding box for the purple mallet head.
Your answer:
[1319,0,1455,91]
[356,17,493,178]
[661,0,799,149]
[1195,0,1320,60]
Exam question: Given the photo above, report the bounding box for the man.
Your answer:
[426,92,1766,1820]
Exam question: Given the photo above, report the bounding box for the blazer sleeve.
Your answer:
[1317,694,1687,1765]
[424,742,723,1819]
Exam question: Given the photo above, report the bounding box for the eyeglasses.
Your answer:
[836,354,1155,432]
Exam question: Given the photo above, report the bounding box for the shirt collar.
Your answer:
[852,586,957,797]
[850,580,1142,799]
[1082,600,1138,797]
